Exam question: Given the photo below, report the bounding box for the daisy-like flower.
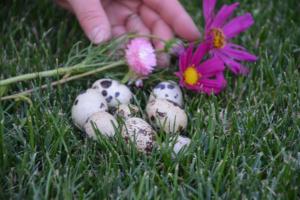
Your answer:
[203,0,257,75]
[175,43,226,95]
[125,38,157,76]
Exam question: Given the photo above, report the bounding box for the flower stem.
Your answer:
[0,61,115,86]
[0,60,125,101]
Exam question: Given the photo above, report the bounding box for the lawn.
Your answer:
[1,0,300,199]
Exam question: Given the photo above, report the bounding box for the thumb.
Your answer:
[68,0,111,44]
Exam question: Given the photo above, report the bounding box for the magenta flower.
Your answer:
[203,0,257,75]
[125,38,157,76]
[175,43,226,95]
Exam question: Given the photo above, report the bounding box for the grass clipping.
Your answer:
[0,37,129,101]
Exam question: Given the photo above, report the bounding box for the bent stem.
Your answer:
[0,61,125,101]
[0,62,114,86]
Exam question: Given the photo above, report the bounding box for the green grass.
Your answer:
[1,0,300,199]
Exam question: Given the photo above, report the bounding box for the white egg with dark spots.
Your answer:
[146,99,187,134]
[149,81,183,107]
[92,78,133,108]
[121,117,156,154]
[172,136,191,155]
[84,111,118,139]
[114,104,139,119]
[71,89,108,129]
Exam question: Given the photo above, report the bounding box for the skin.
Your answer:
[56,0,201,66]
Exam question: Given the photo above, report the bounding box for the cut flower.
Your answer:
[125,38,157,76]
[203,0,257,75]
[175,43,226,95]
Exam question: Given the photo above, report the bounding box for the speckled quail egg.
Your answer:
[92,78,133,108]
[71,89,108,129]
[121,117,156,154]
[83,111,118,139]
[114,104,139,119]
[149,81,183,107]
[146,99,187,134]
[171,136,191,155]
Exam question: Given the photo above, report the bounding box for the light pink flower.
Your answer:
[203,0,257,75]
[125,38,157,76]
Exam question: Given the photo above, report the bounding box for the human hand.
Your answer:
[56,0,200,66]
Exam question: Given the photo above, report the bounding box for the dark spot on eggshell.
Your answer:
[166,99,181,108]
[92,85,99,89]
[155,83,165,90]
[157,111,166,118]
[115,92,120,97]
[178,126,184,132]
[138,129,147,136]
[85,116,91,124]
[100,80,112,88]
[174,94,178,99]
[167,84,175,89]
[100,103,105,109]
[118,110,125,117]
[145,141,153,154]
[74,99,78,105]
[165,94,169,97]
[106,96,113,103]
[159,84,166,89]
[102,90,107,96]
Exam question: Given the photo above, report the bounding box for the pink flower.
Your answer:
[203,0,257,75]
[125,38,157,76]
[175,43,226,95]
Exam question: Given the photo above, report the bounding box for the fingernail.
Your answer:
[89,27,105,44]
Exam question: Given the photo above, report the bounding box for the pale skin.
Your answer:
[56,0,201,66]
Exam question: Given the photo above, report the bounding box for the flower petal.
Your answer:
[185,44,194,67]
[223,46,258,61]
[223,13,254,39]
[198,57,225,77]
[191,42,209,65]
[211,3,239,28]
[203,0,216,26]
[221,56,250,75]
[227,43,247,51]
[199,73,226,94]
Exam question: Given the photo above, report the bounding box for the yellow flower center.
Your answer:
[183,65,202,85]
[211,28,226,49]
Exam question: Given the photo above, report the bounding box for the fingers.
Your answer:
[55,0,73,12]
[143,0,200,41]
[68,0,111,44]
[140,5,173,67]
[111,25,127,37]
[125,14,151,35]
[105,2,150,37]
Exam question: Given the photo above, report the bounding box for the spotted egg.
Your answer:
[71,89,108,129]
[121,117,156,154]
[146,99,187,134]
[149,81,183,107]
[84,111,118,139]
[92,79,133,108]
[171,135,191,155]
[114,104,139,119]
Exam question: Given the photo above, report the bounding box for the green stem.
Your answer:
[127,34,166,43]
[0,60,125,101]
[0,61,114,86]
